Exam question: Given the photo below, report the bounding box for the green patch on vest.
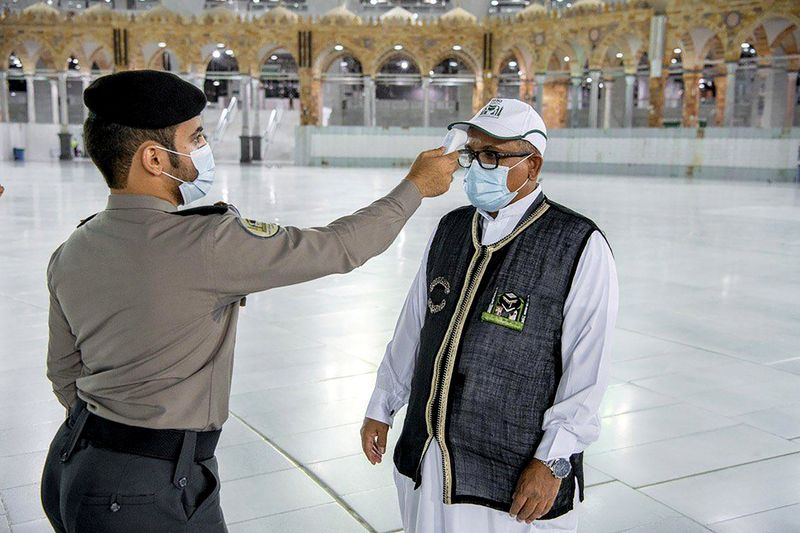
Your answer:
[481,289,528,332]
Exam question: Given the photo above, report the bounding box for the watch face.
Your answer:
[552,458,571,478]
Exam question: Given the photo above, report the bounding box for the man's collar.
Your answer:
[477,184,543,222]
[106,194,178,213]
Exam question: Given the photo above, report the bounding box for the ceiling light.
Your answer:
[615,52,623,59]
[586,77,592,83]
[212,80,220,86]
[741,42,750,49]
[158,42,167,48]
[394,44,403,51]
[212,50,221,59]
[334,44,344,51]
[673,48,681,54]
[671,58,677,64]
[509,61,517,68]
[452,45,462,51]
[271,54,278,60]
[225,49,234,56]
[563,56,570,62]
[217,43,225,48]
[400,60,409,70]
[449,61,458,67]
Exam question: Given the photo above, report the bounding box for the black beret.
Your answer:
[83,70,207,129]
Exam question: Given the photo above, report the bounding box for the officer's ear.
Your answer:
[140,142,166,177]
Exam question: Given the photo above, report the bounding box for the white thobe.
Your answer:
[365,185,620,533]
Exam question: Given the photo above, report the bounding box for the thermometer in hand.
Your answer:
[442,128,468,154]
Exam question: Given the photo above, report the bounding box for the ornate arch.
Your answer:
[368,46,424,77]
[313,46,366,78]
[426,48,480,78]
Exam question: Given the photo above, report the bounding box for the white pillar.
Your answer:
[251,77,261,135]
[25,73,36,123]
[649,15,666,79]
[588,70,601,128]
[0,71,9,122]
[535,73,546,114]
[422,76,431,128]
[240,75,251,136]
[81,76,91,122]
[786,71,798,128]
[569,77,582,127]
[364,76,375,127]
[58,72,69,131]
[603,78,614,129]
[724,62,737,127]
[49,79,59,124]
[760,67,775,128]
[624,74,636,128]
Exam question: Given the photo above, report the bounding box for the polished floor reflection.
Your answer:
[1,160,799,533]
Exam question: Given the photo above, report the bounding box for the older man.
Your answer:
[361,98,618,532]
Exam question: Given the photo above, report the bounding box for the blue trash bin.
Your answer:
[12,147,25,161]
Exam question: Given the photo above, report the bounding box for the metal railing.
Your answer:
[211,96,237,143]
[261,107,283,157]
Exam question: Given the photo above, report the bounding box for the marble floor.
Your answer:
[1,159,800,533]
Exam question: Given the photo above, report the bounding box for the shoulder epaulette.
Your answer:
[172,205,230,217]
[77,213,98,227]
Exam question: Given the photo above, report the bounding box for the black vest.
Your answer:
[393,194,603,518]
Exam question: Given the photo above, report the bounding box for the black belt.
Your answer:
[65,400,220,463]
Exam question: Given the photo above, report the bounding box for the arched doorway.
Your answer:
[497,53,523,100]
[205,47,239,106]
[7,52,26,122]
[322,53,364,126]
[664,46,684,126]
[375,52,422,128]
[429,56,475,127]
[65,55,85,124]
[260,49,299,109]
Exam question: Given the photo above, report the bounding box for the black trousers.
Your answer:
[41,405,227,533]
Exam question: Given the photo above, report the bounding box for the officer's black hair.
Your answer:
[83,112,181,189]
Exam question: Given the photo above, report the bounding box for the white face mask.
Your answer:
[156,143,215,205]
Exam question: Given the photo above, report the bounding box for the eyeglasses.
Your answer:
[457,148,535,170]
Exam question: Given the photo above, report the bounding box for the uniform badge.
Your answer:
[481,289,528,332]
[428,276,450,314]
[237,218,280,238]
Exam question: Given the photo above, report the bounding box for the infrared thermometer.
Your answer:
[442,128,468,154]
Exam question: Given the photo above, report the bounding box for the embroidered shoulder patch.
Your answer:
[480,289,528,332]
[237,218,280,238]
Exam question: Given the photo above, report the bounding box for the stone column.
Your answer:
[363,76,375,127]
[422,76,431,128]
[49,79,59,124]
[298,67,321,126]
[482,73,498,106]
[0,71,9,123]
[648,75,665,127]
[723,62,737,127]
[239,75,252,163]
[624,74,636,128]
[682,70,701,128]
[588,70,601,128]
[648,14,667,128]
[543,79,569,129]
[713,71,727,127]
[785,70,798,128]
[25,73,36,123]
[57,71,72,160]
[535,74,546,115]
[750,66,765,127]
[569,77,582,127]
[251,77,262,161]
[602,78,614,129]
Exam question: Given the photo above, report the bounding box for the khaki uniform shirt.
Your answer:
[46,180,422,431]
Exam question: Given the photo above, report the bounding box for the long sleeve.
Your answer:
[212,180,422,298]
[46,254,83,411]
[534,231,619,461]
[364,230,435,427]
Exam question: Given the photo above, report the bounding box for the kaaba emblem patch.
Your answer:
[238,218,280,238]
[428,276,450,314]
[481,289,528,332]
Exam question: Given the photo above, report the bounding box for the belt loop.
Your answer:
[173,430,197,489]
[60,403,90,463]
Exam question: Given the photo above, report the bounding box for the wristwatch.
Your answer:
[538,457,571,479]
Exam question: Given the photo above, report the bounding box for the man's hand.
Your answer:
[360,417,390,465]
[405,147,459,198]
[509,459,561,524]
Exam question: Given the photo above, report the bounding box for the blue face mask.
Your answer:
[157,143,216,205]
[463,154,533,212]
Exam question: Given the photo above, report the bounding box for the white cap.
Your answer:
[448,98,548,156]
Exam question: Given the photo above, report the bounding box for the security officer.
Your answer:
[40,70,457,532]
